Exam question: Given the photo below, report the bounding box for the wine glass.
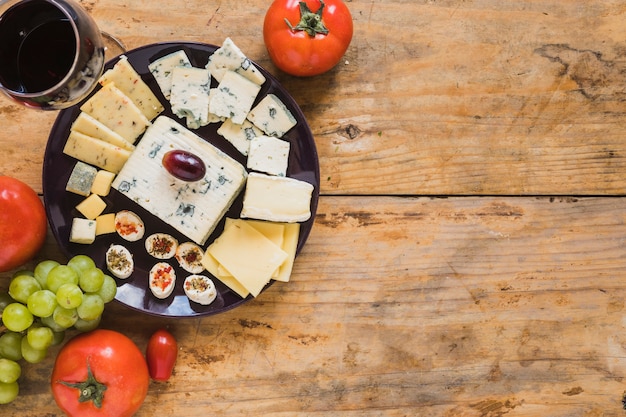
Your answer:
[0,0,106,110]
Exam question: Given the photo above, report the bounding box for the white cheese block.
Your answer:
[111,116,247,245]
[209,70,261,125]
[69,218,96,244]
[170,66,211,129]
[99,55,165,120]
[66,161,98,196]
[80,82,151,144]
[246,135,290,176]
[241,172,314,223]
[148,50,192,99]
[217,118,263,156]
[247,94,297,138]
[71,112,135,151]
[207,219,288,297]
[206,37,266,85]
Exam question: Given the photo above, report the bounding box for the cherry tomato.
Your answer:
[51,329,149,417]
[0,176,47,272]
[264,0,353,77]
[146,328,178,381]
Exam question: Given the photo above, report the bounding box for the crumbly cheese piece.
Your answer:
[217,118,263,156]
[63,131,132,174]
[71,112,134,151]
[148,50,192,99]
[112,116,247,245]
[95,213,116,235]
[207,219,288,297]
[76,193,107,220]
[246,135,290,176]
[69,218,96,244]
[99,55,164,120]
[66,161,98,196]
[241,172,313,223]
[206,88,225,124]
[247,94,297,138]
[90,170,116,196]
[206,37,266,85]
[209,70,261,125]
[80,82,151,144]
[170,66,211,129]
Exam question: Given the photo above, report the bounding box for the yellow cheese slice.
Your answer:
[201,252,250,299]
[99,56,164,120]
[76,194,107,220]
[63,131,131,173]
[70,112,134,151]
[274,223,300,283]
[80,82,150,144]
[207,220,287,297]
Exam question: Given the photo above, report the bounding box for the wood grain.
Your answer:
[3,1,626,195]
[3,196,626,415]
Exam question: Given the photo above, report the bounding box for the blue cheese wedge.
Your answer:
[183,275,217,305]
[209,70,261,125]
[206,37,266,85]
[246,135,290,176]
[71,112,135,151]
[170,66,211,129]
[148,50,192,99]
[217,118,263,156]
[69,218,96,244]
[247,94,297,138]
[80,82,151,144]
[66,161,98,196]
[241,172,313,223]
[112,116,248,245]
[99,55,164,120]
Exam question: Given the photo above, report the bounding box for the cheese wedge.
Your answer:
[99,55,164,120]
[80,82,151,144]
[63,131,132,173]
[148,50,192,99]
[71,112,135,151]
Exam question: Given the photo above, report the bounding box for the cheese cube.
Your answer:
[95,213,116,235]
[148,50,192,99]
[76,194,107,220]
[71,112,134,151]
[207,220,288,297]
[209,70,261,125]
[80,82,151,144]
[66,161,98,196]
[99,55,165,120]
[112,116,247,245]
[247,94,297,138]
[90,170,116,196]
[246,135,290,176]
[217,118,263,156]
[63,131,132,173]
[241,173,313,223]
[69,218,96,244]
[170,66,211,129]
[206,37,266,85]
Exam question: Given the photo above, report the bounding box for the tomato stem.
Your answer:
[57,359,107,408]
[285,0,329,36]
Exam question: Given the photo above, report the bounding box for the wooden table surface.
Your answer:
[2,0,626,415]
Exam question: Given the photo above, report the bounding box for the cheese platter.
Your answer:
[42,41,320,318]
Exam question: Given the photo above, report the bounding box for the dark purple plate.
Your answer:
[43,42,319,318]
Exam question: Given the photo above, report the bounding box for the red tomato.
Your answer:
[146,328,178,382]
[0,176,47,272]
[264,0,353,77]
[51,329,149,417]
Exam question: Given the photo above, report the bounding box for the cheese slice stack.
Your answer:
[202,219,300,298]
[111,116,247,245]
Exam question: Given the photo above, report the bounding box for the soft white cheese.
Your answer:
[183,275,217,305]
[246,94,297,138]
[149,262,176,299]
[170,66,211,129]
[246,135,290,177]
[209,70,261,125]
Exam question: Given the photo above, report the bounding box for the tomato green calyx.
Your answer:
[285,0,329,36]
[58,360,108,409]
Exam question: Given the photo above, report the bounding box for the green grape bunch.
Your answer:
[0,255,117,405]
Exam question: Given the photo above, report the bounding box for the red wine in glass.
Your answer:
[0,0,105,109]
